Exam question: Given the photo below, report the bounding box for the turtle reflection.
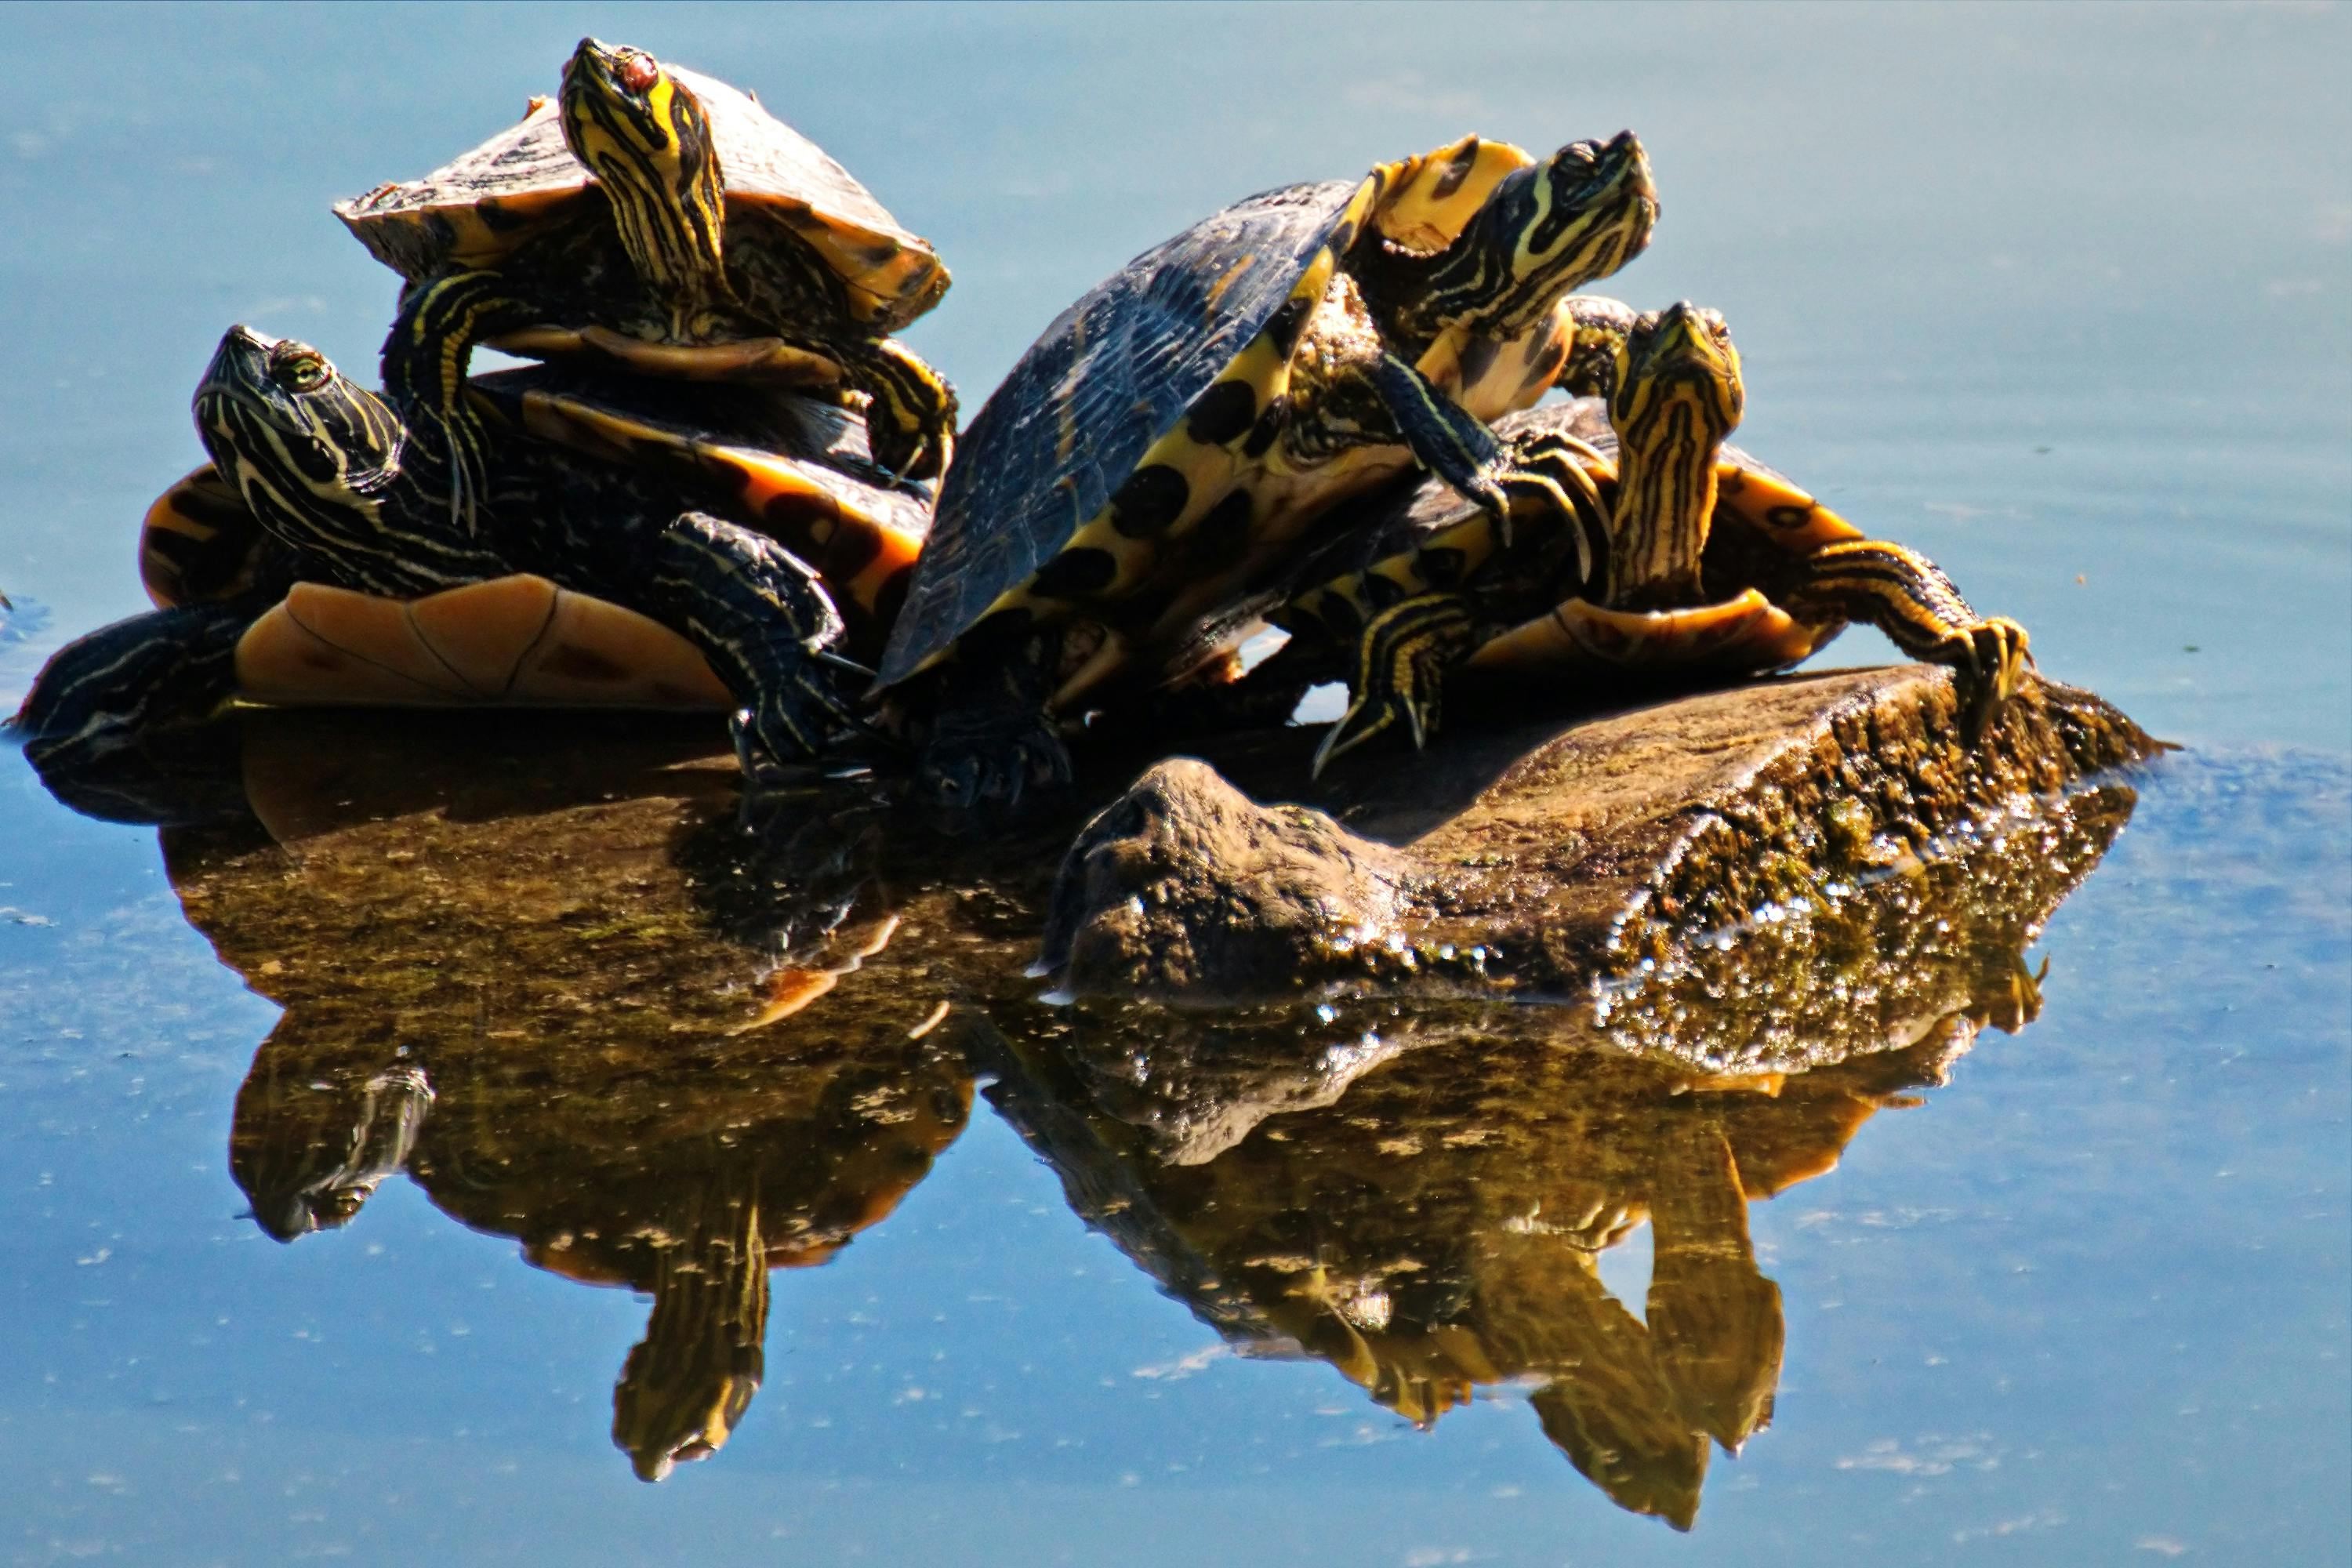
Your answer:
[163,710,968,1482]
[979,779,2134,1529]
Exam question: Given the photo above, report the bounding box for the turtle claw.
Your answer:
[1459,468,1515,548]
[730,662,867,780]
[1312,689,1425,779]
[1954,616,2031,745]
[1315,593,1475,777]
[868,421,951,488]
[916,710,1073,819]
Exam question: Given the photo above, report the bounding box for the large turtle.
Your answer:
[338,38,956,492]
[12,334,928,775]
[1273,299,2033,770]
[872,131,1660,808]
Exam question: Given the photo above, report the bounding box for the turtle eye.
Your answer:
[617,49,659,93]
[268,343,332,393]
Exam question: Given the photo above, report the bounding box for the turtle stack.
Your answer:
[18,47,2034,815]
[19,39,955,775]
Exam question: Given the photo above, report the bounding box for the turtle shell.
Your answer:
[137,372,931,713]
[467,367,932,652]
[874,135,1539,693]
[334,65,946,334]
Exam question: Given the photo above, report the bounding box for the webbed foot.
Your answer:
[1947,615,2034,742]
[848,339,958,485]
[1312,593,1478,777]
[728,658,874,779]
[916,705,1073,816]
[651,510,887,778]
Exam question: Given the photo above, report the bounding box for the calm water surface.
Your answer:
[2,5,2347,1564]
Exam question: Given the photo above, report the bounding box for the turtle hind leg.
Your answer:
[836,338,959,484]
[380,270,543,533]
[642,511,870,776]
[1783,539,2031,739]
[1313,593,1479,777]
[912,622,1073,816]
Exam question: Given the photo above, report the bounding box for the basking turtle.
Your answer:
[1278,301,2032,770]
[873,130,1660,807]
[13,333,928,773]
[338,38,956,488]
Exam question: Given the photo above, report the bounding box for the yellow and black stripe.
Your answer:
[612,1183,768,1483]
[561,38,734,337]
[1782,539,2031,733]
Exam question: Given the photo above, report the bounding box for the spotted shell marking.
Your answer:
[877,136,1566,695]
[876,176,1384,688]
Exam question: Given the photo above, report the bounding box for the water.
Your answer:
[1,5,2347,1564]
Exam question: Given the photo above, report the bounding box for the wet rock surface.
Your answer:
[1044,666,2159,1002]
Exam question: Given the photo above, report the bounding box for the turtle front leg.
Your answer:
[831,338,960,484]
[12,600,263,750]
[1780,539,2033,739]
[911,620,1073,815]
[1308,429,1611,775]
[382,270,546,534]
[1363,350,1517,535]
[1312,593,1479,777]
[644,511,871,774]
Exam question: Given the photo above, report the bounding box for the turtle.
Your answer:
[11,332,930,776]
[870,129,1661,808]
[336,38,956,503]
[1271,299,2033,771]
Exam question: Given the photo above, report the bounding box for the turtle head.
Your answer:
[194,328,408,535]
[1605,303,1741,606]
[230,1061,433,1245]
[1613,302,1743,449]
[1422,132,1657,340]
[561,38,728,321]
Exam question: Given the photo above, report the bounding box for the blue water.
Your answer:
[2,5,2347,1565]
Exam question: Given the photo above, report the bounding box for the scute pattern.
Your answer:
[877,180,1363,687]
[336,65,944,332]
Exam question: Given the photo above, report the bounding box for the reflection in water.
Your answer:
[103,704,2132,1518]
[979,782,2133,1528]
[161,713,971,1482]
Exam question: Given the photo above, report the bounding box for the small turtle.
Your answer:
[1276,300,2033,770]
[338,38,956,492]
[872,131,1660,807]
[13,333,927,775]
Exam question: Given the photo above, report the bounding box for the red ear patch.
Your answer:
[619,51,659,93]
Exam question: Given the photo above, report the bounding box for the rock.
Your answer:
[1041,758,1414,995]
[1042,666,2159,1000]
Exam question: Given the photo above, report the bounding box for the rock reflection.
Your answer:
[978,780,2135,1528]
[90,691,2136,1515]
[162,711,971,1482]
